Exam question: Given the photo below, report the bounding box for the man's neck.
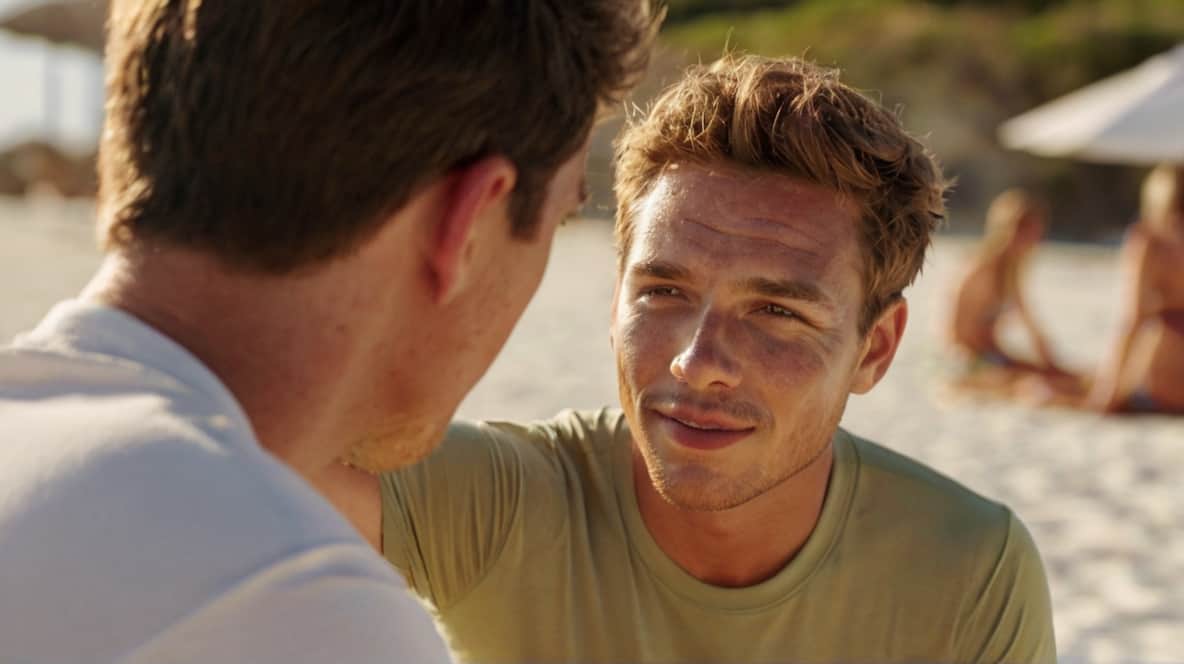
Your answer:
[82,246,410,478]
[633,444,833,588]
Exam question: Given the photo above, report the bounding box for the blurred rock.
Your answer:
[0,140,97,199]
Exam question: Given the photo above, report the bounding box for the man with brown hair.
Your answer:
[0,1,659,662]
[323,54,1056,662]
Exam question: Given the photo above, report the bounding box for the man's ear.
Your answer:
[851,297,908,395]
[426,155,517,305]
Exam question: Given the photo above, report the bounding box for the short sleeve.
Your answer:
[961,512,1057,664]
[380,420,537,611]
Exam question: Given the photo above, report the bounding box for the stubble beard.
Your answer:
[641,397,846,513]
[341,417,442,475]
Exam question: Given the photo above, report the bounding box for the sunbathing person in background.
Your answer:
[1085,165,1184,414]
[947,189,1078,399]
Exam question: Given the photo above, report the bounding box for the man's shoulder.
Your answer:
[839,429,1024,565]
[120,546,449,664]
[433,408,626,524]
[1,427,425,661]
[3,345,357,533]
[3,390,358,543]
[1,368,360,556]
[845,428,1011,525]
[819,432,1054,662]
[837,431,1050,619]
[0,352,377,660]
[382,409,626,611]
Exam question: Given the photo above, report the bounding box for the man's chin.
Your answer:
[342,419,444,474]
[653,474,758,512]
[645,449,754,512]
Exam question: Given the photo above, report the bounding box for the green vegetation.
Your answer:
[651,0,1184,239]
[665,0,799,24]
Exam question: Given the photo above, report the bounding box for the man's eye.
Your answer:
[640,286,681,299]
[761,303,798,319]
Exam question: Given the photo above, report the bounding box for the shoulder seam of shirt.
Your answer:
[434,422,530,614]
[957,506,1019,662]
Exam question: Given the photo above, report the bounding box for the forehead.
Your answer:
[624,163,862,282]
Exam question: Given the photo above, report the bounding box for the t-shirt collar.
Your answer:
[613,416,859,612]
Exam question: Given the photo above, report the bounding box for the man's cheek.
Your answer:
[619,318,665,375]
[758,337,829,388]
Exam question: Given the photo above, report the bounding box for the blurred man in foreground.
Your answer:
[0,1,659,661]
[327,54,1057,663]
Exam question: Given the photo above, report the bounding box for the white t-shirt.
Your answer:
[0,300,451,663]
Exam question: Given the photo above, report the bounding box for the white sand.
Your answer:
[3,199,1181,662]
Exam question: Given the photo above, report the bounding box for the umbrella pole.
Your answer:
[42,42,60,144]
[93,58,105,138]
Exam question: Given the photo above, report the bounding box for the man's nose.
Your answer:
[669,313,742,391]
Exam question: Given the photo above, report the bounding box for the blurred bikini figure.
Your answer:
[1085,165,1184,414]
[948,189,1072,396]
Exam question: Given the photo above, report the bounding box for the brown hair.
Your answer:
[614,54,948,332]
[99,0,662,272]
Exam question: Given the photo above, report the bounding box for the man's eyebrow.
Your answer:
[741,277,833,307]
[630,260,690,281]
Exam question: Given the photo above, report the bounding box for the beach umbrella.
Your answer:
[998,44,1184,165]
[0,0,108,54]
[1,0,108,144]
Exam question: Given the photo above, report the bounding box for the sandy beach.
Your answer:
[2,198,1180,663]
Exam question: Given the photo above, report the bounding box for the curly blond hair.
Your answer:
[614,54,948,332]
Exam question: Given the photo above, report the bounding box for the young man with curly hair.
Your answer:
[329,54,1057,663]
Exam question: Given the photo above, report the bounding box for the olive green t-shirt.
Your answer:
[381,409,1055,663]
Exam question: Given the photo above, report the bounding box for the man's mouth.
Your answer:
[657,404,754,431]
[650,406,756,451]
[672,417,723,430]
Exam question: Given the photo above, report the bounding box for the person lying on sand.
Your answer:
[320,54,1056,664]
[1084,165,1184,414]
[945,189,1080,400]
